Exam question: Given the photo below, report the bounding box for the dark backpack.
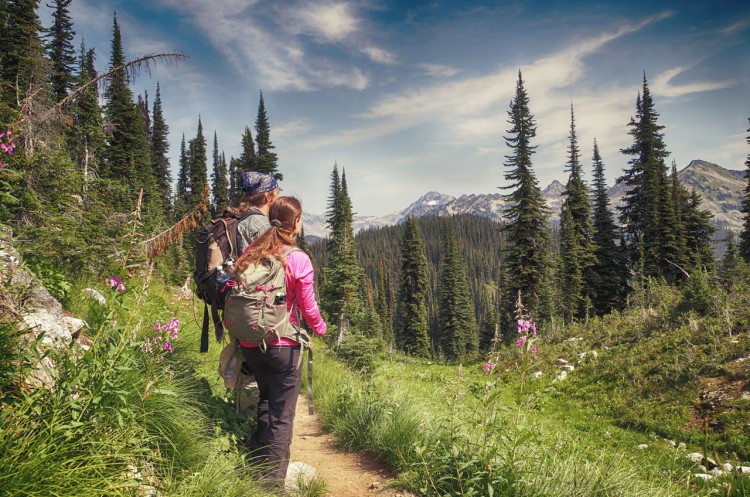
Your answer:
[194,212,244,352]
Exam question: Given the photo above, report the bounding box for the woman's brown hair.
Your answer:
[233,196,301,274]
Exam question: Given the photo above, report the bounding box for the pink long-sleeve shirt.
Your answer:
[239,247,326,348]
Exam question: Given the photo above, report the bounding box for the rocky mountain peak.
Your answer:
[542,179,565,198]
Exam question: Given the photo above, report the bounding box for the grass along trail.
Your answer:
[290,397,414,497]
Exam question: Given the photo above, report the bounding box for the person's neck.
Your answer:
[259,204,271,216]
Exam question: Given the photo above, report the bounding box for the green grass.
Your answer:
[306,277,750,496]
[0,276,274,497]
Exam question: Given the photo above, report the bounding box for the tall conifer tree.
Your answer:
[150,82,171,213]
[501,71,550,315]
[396,215,430,357]
[437,221,478,361]
[103,14,152,196]
[187,117,208,207]
[682,188,715,270]
[45,0,76,102]
[321,166,364,344]
[211,131,229,213]
[618,74,674,280]
[239,126,256,172]
[590,139,626,314]
[69,42,105,191]
[558,106,596,320]
[739,118,750,262]
[376,273,394,349]
[254,91,281,179]
[228,156,241,204]
[0,0,45,126]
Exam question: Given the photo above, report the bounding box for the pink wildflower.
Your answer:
[109,276,125,293]
[163,341,173,354]
[516,335,527,348]
[483,362,493,372]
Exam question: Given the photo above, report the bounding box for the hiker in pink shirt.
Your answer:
[231,196,326,488]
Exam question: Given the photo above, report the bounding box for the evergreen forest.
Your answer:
[3,2,750,496]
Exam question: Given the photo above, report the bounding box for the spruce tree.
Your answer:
[668,161,688,270]
[150,82,172,213]
[590,139,626,314]
[297,225,310,253]
[103,15,152,195]
[173,134,189,216]
[137,92,151,141]
[740,117,750,262]
[211,131,229,213]
[187,117,208,207]
[325,163,342,247]
[558,106,596,320]
[0,0,45,127]
[376,273,394,349]
[437,220,478,361]
[501,71,551,315]
[360,283,383,342]
[239,126,256,172]
[396,215,430,357]
[254,91,281,179]
[69,42,105,191]
[45,0,76,102]
[320,166,364,344]
[682,188,715,271]
[618,74,674,280]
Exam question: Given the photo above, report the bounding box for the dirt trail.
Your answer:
[290,397,414,497]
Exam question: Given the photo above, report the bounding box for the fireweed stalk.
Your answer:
[480,291,540,490]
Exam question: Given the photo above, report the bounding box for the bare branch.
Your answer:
[25,52,188,126]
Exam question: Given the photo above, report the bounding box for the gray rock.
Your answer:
[64,316,86,335]
[561,364,575,372]
[693,473,713,481]
[22,308,72,347]
[556,358,569,365]
[737,466,750,474]
[722,462,734,472]
[286,461,317,492]
[709,468,724,477]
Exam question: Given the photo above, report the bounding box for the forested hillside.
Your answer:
[310,214,507,351]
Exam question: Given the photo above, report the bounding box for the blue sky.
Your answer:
[44,0,750,216]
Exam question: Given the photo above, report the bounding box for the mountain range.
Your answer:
[301,160,747,240]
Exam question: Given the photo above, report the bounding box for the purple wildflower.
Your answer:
[109,276,125,293]
[163,341,173,354]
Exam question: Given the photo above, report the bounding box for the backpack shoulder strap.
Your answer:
[282,246,302,257]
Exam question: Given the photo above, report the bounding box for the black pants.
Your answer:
[240,345,301,486]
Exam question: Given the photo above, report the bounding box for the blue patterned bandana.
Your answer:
[242,171,279,194]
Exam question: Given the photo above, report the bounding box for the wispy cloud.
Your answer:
[289,2,359,42]
[157,0,370,91]
[720,18,750,36]
[652,66,737,98]
[419,64,460,78]
[362,46,396,64]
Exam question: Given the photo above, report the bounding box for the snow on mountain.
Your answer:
[301,161,746,239]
